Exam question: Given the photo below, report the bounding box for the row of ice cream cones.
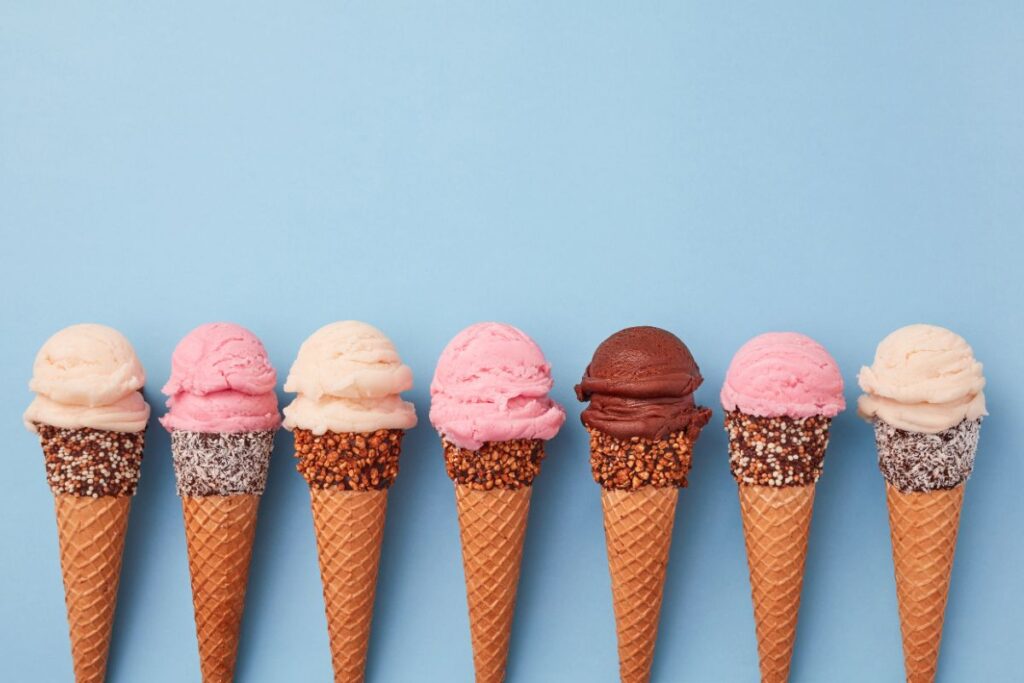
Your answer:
[26,321,984,683]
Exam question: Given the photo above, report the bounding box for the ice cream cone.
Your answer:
[161,323,283,682]
[309,488,388,683]
[54,494,132,683]
[430,323,566,683]
[294,428,404,683]
[867,418,977,683]
[291,426,406,682]
[886,484,964,683]
[442,437,547,683]
[181,494,260,683]
[726,411,830,683]
[738,484,815,683]
[721,332,846,683]
[455,484,531,683]
[586,429,695,683]
[576,326,714,683]
[43,427,145,683]
[25,326,151,683]
[601,486,678,683]
[857,325,986,682]
[169,430,274,683]
[283,322,419,682]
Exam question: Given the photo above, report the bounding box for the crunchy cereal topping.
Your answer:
[587,427,694,491]
[874,418,980,493]
[294,428,403,491]
[443,439,545,490]
[724,411,831,487]
[170,430,275,497]
[37,424,145,497]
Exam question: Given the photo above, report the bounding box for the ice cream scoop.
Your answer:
[24,323,150,433]
[429,322,565,451]
[858,323,986,434]
[283,321,417,436]
[161,322,280,434]
[721,331,845,419]
[284,320,414,400]
[164,322,277,395]
[576,325,711,442]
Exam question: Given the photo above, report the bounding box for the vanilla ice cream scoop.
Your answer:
[857,324,986,434]
[24,324,150,433]
[283,321,417,435]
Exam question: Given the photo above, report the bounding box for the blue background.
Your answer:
[1,2,1021,681]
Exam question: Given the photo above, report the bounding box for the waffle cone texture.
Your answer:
[601,486,678,683]
[886,483,964,683]
[310,488,388,683]
[873,416,976,682]
[39,422,144,682]
[455,484,531,683]
[738,484,815,683]
[54,494,131,683]
[182,494,259,683]
[295,428,403,682]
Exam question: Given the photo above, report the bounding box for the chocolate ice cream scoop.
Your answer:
[575,326,711,441]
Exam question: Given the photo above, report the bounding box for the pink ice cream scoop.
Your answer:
[429,322,566,450]
[721,332,845,418]
[161,323,281,433]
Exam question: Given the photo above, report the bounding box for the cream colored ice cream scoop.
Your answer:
[24,323,150,433]
[282,321,417,435]
[858,323,986,433]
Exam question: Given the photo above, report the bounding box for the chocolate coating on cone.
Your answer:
[724,412,831,487]
[171,430,274,497]
[443,438,545,490]
[587,427,694,490]
[294,428,403,491]
[874,418,980,493]
[38,424,144,497]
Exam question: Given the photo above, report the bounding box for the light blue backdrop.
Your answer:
[1,3,1021,681]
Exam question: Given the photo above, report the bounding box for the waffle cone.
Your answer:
[886,483,964,683]
[54,494,131,683]
[310,488,388,683]
[455,484,532,683]
[182,494,260,683]
[600,486,678,683]
[738,484,815,683]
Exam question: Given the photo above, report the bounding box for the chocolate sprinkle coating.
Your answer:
[294,428,404,491]
[37,424,145,497]
[443,439,545,491]
[724,411,831,487]
[170,430,275,497]
[874,418,980,493]
[587,427,694,491]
